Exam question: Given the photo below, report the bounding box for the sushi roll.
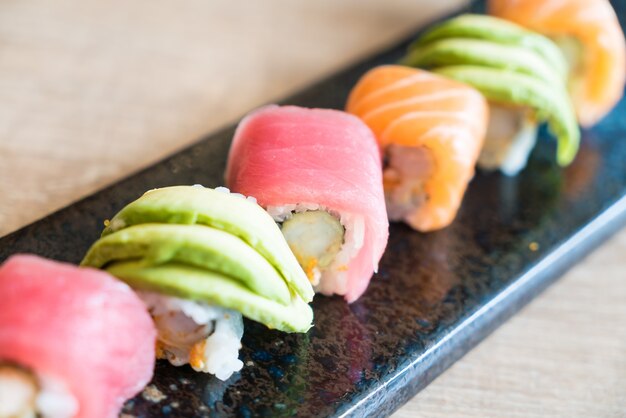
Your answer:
[0,254,156,418]
[489,0,626,127]
[346,65,488,231]
[81,185,314,381]
[225,105,389,303]
[401,14,580,176]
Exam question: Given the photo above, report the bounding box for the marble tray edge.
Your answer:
[340,195,626,417]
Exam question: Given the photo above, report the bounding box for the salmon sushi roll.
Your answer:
[225,106,389,303]
[489,0,626,127]
[0,255,156,418]
[346,65,488,232]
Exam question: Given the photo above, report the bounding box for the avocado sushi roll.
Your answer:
[81,185,314,380]
[490,0,626,127]
[401,14,580,176]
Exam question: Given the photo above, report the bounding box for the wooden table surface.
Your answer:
[1,1,624,416]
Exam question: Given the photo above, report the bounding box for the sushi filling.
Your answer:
[139,292,244,381]
[268,205,364,296]
[0,364,78,418]
[478,104,538,176]
[281,211,344,284]
[382,144,434,222]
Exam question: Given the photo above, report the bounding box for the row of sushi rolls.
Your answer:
[1,1,625,416]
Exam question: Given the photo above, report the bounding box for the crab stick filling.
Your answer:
[139,292,244,381]
[383,144,435,222]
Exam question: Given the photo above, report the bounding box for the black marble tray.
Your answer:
[2,1,626,417]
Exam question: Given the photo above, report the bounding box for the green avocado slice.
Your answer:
[105,261,313,333]
[411,14,568,79]
[102,186,314,302]
[434,66,580,166]
[81,223,291,305]
[401,38,563,86]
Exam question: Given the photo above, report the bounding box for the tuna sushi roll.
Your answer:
[401,14,580,176]
[225,105,389,303]
[81,185,314,381]
[489,0,626,127]
[0,254,156,418]
[346,65,488,231]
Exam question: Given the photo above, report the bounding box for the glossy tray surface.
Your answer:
[1,1,625,417]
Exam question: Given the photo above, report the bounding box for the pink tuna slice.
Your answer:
[226,105,389,302]
[0,254,156,418]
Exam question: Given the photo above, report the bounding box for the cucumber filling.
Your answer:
[478,104,538,176]
[268,204,364,297]
[281,210,344,285]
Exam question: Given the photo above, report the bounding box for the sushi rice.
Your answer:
[478,105,538,176]
[0,365,78,418]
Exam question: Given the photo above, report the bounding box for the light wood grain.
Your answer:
[0,0,464,236]
[0,1,624,417]
[403,231,626,418]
